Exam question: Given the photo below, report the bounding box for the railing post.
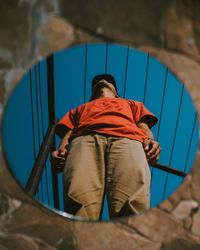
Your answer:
[47,55,60,209]
[26,125,56,195]
[152,163,187,177]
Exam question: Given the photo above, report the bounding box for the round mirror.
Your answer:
[1,43,199,221]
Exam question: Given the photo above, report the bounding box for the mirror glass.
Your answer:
[2,43,199,221]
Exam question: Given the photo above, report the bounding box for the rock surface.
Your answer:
[172,200,199,220]
[192,209,200,237]
[0,1,200,249]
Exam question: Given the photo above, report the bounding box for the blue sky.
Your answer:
[2,43,199,220]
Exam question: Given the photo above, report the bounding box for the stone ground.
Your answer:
[0,1,200,249]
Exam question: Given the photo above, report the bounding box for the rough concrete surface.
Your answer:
[0,0,200,249]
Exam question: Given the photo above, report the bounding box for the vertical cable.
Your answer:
[143,53,150,104]
[123,46,130,98]
[151,67,168,180]
[36,191,39,200]
[38,62,50,204]
[162,84,185,200]
[105,43,109,74]
[29,70,37,160]
[156,68,169,141]
[83,43,88,103]
[29,69,40,200]
[182,113,198,177]
[35,65,44,203]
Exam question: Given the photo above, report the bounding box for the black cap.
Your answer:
[92,74,118,94]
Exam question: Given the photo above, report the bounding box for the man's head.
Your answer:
[91,74,119,100]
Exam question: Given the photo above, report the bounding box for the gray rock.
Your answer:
[74,221,161,250]
[0,1,200,250]
[0,233,57,250]
[0,233,38,250]
[192,209,200,237]
[0,194,21,216]
[191,152,200,203]
[163,2,200,59]
[38,17,75,58]
[161,237,200,250]
[126,208,186,242]
[172,200,199,220]
[59,0,200,60]
[183,216,193,230]
[159,199,174,213]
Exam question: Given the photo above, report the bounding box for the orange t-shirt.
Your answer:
[56,97,158,142]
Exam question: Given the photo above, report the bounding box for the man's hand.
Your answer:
[143,138,161,165]
[51,146,68,173]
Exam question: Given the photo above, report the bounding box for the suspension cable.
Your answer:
[84,43,88,103]
[29,69,39,200]
[143,53,149,104]
[35,65,44,203]
[162,84,185,200]
[123,46,130,98]
[105,43,109,74]
[182,112,198,177]
[151,67,168,179]
[38,62,50,204]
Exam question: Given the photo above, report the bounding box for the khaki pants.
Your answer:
[63,134,151,220]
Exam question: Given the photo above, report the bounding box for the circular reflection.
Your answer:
[1,43,199,221]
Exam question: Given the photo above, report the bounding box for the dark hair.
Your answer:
[92,74,118,93]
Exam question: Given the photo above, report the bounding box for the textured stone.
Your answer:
[158,199,174,213]
[161,237,200,250]
[181,185,192,200]
[59,0,200,60]
[0,194,21,231]
[5,203,73,247]
[73,222,161,250]
[0,72,5,104]
[0,1,30,67]
[0,150,35,202]
[193,1,200,54]
[168,175,192,208]
[191,151,200,202]
[0,103,3,122]
[172,200,199,220]
[0,243,7,250]
[74,28,102,44]
[0,233,38,250]
[0,233,57,250]
[60,0,167,46]
[125,208,186,242]
[184,216,193,230]
[191,209,200,237]
[56,227,76,250]
[0,194,21,217]
[163,1,200,60]
[0,1,200,249]
[38,17,75,58]
[0,0,59,68]
[0,48,14,69]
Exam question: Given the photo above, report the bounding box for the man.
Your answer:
[51,74,161,220]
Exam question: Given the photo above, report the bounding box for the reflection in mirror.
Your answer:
[2,43,199,221]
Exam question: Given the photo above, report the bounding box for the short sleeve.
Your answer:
[55,108,77,138]
[133,101,158,128]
